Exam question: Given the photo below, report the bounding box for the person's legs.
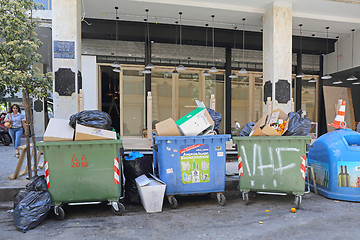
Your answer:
[8,128,16,149]
[14,127,23,150]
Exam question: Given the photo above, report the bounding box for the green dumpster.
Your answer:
[37,140,125,219]
[232,136,311,208]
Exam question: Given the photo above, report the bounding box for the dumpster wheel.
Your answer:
[217,193,226,206]
[111,201,125,215]
[242,192,249,205]
[168,196,178,209]
[294,196,302,209]
[54,206,65,220]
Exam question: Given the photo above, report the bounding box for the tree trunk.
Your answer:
[22,90,32,179]
[30,102,38,176]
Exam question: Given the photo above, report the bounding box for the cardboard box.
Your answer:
[74,123,117,141]
[135,174,166,213]
[175,107,214,136]
[250,108,289,136]
[43,118,74,142]
[155,118,181,136]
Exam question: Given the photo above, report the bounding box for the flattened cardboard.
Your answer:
[155,118,180,136]
[43,118,74,141]
[75,123,117,141]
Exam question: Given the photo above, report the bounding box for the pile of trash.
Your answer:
[239,109,311,137]
[43,110,119,142]
[155,100,222,136]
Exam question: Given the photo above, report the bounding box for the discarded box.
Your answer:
[250,108,289,136]
[74,123,117,141]
[43,118,74,142]
[135,174,166,213]
[175,108,214,136]
[155,118,181,136]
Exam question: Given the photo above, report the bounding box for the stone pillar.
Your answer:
[33,99,45,137]
[263,1,292,114]
[52,0,81,119]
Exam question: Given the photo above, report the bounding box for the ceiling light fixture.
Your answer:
[176,12,186,71]
[209,15,218,73]
[144,10,155,70]
[202,24,211,76]
[229,25,238,79]
[321,27,332,80]
[347,29,358,81]
[333,36,343,85]
[238,18,247,74]
[296,24,306,78]
[308,34,317,83]
[111,7,122,72]
[172,21,179,75]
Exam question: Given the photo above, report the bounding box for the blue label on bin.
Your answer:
[180,144,210,184]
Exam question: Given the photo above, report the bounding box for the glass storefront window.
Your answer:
[204,74,225,133]
[231,75,249,131]
[302,77,317,122]
[178,72,200,117]
[151,70,173,126]
[122,69,145,136]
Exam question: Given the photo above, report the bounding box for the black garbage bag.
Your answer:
[239,122,256,137]
[283,110,311,136]
[206,108,222,134]
[69,110,112,130]
[356,122,360,133]
[14,175,48,209]
[26,175,48,192]
[123,154,153,204]
[13,191,51,233]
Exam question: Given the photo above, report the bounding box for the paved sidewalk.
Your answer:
[0,137,45,201]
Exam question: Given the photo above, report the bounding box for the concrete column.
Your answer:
[52,0,81,119]
[263,1,292,114]
[81,55,98,110]
[33,99,45,137]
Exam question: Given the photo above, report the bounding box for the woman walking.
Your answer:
[4,104,26,157]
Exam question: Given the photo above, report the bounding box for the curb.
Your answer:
[0,187,24,202]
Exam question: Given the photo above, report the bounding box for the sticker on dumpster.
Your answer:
[217,152,224,157]
[71,154,89,168]
[180,144,210,184]
[311,160,329,187]
[166,168,173,174]
[337,161,360,188]
[215,146,221,151]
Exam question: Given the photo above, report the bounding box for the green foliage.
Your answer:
[0,0,52,99]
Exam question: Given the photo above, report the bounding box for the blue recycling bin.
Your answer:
[308,129,360,201]
[153,134,231,208]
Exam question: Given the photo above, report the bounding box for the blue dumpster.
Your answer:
[308,129,360,201]
[153,135,231,208]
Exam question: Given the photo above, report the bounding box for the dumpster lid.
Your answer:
[135,174,165,187]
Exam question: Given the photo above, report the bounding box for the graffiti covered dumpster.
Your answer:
[232,136,311,208]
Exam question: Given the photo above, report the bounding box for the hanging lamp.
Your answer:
[308,34,317,83]
[170,21,179,75]
[296,24,306,78]
[238,18,247,74]
[144,9,155,70]
[321,27,332,80]
[209,15,218,73]
[347,29,358,81]
[202,24,211,76]
[229,26,238,79]
[176,12,186,71]
[333,36,343,85]
[111,7,122,72]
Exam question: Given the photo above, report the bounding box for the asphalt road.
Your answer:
[1,190,359,240]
